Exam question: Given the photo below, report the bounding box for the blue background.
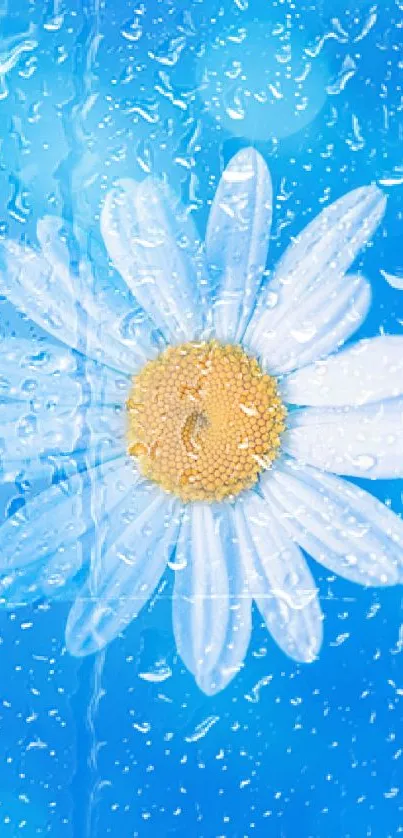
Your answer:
[0,0,402,835]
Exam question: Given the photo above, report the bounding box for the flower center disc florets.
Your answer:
[127,340,286,502]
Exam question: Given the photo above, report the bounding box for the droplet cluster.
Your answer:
[127,341,286,502]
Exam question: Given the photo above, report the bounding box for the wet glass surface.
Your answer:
[0,1,402,835]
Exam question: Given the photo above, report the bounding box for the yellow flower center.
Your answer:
[127,341,286,502]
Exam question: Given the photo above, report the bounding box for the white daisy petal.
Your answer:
[234,491,323,663]
[0,563,41,606]
[262,463,403,585]
[246,185,386,369]
[0,541,85,606]
[0,337,81,404]
[282,336,403,407]
[66,489,181,656]
[207,147,272,344]
[36,215,77,286]
[0,399,126,476]
[284,402,403,479]
[173,503,251,695]
[198,558,251,696]
[36,215,164,370]
[0,239,80,347]
[0,337,130,408]
[39,541,85,599]
[101,178,204,343]
[257,273,370,375]
[0,337,129,480]
[0,457,137,571]
[173,504,230,687]
[0,237,159,375]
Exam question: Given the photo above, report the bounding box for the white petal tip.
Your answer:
[361,184,387,216]
[110,177,139,196]
[196,678,221,697]
[65,630,101,658]
[223,147,269,183]
[292,637,323,665]
[233,146,265,164]
[196,661,244,696]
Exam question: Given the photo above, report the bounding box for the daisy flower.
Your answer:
[0,148,402,696]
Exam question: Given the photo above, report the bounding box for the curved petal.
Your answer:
[0,336,130,408]
[199,554,251,696]
[0,336,130,482]
[101,178,204,343]
[283,401,403,479]
[261,463,403,585]
[37,215,164,369]
[0,400,126,476]
[173,503,252,695]
[256,273,370,375]
[282,336,403,407]
[36,215,77,286]
[0,239,79,347]
[66,490,181,656]
[173,504,229,683]
[0,456,138,571]
[0,236,159,375]
[245,185,386,369]
[207,147,272,344]
[0,542,84,606]
[234,491,323,663]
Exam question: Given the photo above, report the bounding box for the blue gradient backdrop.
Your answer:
[0,1,402,835]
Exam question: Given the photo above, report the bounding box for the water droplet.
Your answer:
[17,414,37,438]
[138,663,172,683]
[185,715,220,743]
[245,675,273,703]
[266,291,279,309]
[121,17,143,43]
[290,324,317,344]
[21,378,37,394]
[0,375,11,393]
[380,269,403,291]
[326,55,357,95]
[167,555,187,571]
[23,351,50,369]
[350,454,377,471]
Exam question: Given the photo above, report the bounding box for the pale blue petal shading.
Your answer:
[282,336,403,407]
[173,504,229,681]
[0,237,159,374]
[245,185,386,371]
[36,215,80,286]
[234,491,323,663]
[0,335,130,478]
[65,488,181,656]
[0,457,137,571]
[206,147,272,344]
[101,178,204,343]
[0,400,126,476]
[261,462,403,585]
[173,503,252,695]
[0,542,84,606]
[283,401,403,479]
[0,336,129,408]
[256,273,370,375]
[37,215,164,367]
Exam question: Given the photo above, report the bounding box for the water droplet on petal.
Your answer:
[289,324,317,344]
[17,414,37,439]
[350,454,377,472]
